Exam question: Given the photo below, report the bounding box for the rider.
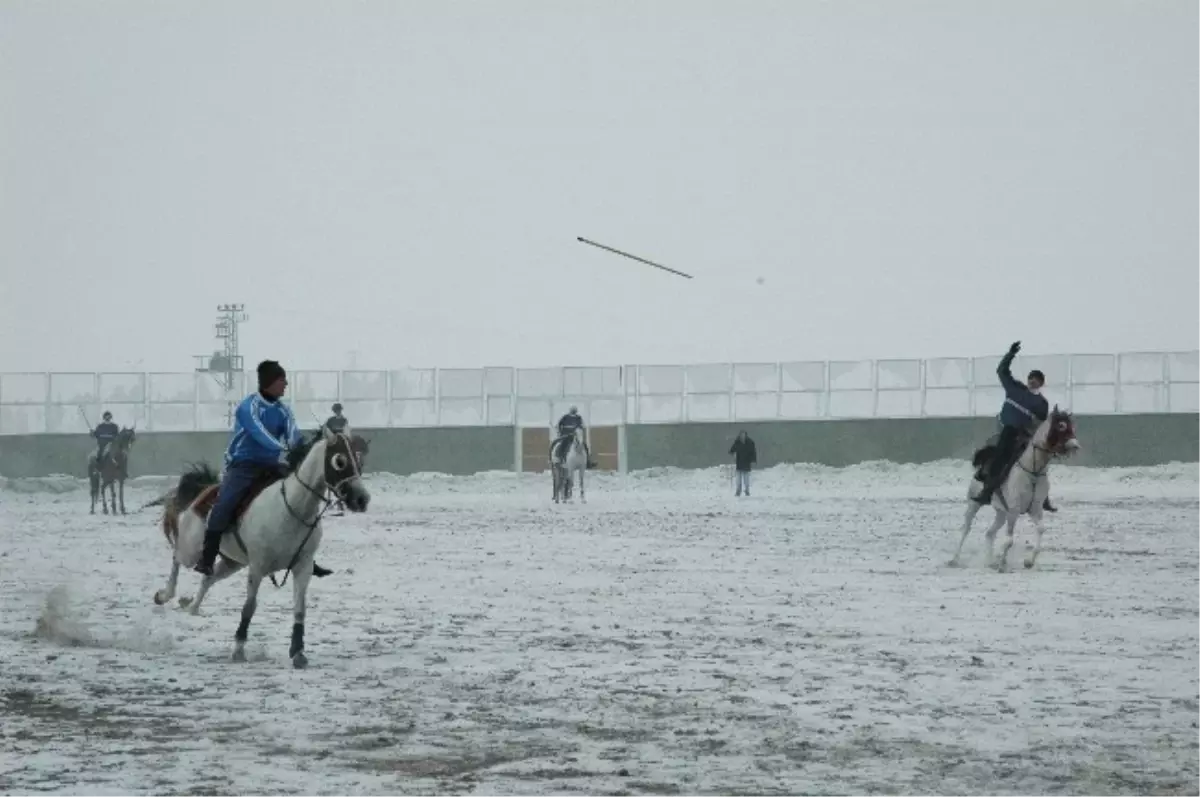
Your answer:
[194,360,332,578]
[974,341,1055,511]
[553,405,596,468]
[325,403,348,434]
[92,411,119,462]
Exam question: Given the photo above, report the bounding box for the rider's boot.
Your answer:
[193,525,223,576]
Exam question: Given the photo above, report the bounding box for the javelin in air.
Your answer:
[576,237,694,280]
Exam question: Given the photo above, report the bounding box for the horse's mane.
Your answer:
[286,433,319,471]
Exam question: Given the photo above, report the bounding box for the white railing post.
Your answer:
[776,362,784,419]
[433,367,441,427]
[1114,354,1122,413]
[1163,352,1171,412]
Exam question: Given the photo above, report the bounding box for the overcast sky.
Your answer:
[1,0,1195,374]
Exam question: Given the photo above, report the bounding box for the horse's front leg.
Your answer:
[996,512,1019,572]
[949,501,983,566]
[579,468,586,504]
[119,480,127,515]
[154,559,181,606]
[1024,510,1047,569]
[289,565,314,669]
[184,557,243,615]
[232,570,265,662]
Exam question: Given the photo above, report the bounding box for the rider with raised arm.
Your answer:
[974,341,1056,511]
[194,360,332,578]
[553,405,596,469]
[325,403,349,434]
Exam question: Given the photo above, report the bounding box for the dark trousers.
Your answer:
[201,462,279,564]
[983,425,1023,494]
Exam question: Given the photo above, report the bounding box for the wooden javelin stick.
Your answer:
[576,237,694,280]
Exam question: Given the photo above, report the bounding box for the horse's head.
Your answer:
[1037,406,1079,456]
[320,426,370,512]
[116,426,136,452]
[572,427,586,447]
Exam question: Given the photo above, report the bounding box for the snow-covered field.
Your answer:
[0,460,1196,795]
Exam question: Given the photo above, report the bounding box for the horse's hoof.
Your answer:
[292,652,308,669]
[232,648,247,663]
[153,590,167,605]
[946,558,960,568]
[1023,559,1035,569]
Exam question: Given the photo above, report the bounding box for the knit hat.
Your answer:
[257,360,286,390]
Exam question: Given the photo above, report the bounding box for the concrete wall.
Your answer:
[0,427,515,479]
[0,414,1195,479]
[626,414,1200,470]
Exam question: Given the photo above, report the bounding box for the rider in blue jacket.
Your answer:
[195,360,332,577]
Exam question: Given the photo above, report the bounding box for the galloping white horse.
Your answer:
[951,407,1079,571]
[153,427,369,668]
[552,427,588,504]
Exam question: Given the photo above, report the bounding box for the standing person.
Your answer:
[325,403,348,434]
[729,430,757,497]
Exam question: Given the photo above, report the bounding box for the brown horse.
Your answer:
[89,426,136,515]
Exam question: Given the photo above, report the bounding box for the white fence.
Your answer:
[0,351,1196,434]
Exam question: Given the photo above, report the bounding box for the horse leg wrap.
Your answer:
[235,600,256,642]
[290,623,305,658]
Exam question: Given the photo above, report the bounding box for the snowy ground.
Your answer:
[0,460,1196,795]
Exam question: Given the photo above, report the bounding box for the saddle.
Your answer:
[190,471,284,527]
[972,431,1032,485]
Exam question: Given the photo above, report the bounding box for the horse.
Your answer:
[950,407,1079,571]
[88,426,136,515]
[551,426,588,504]
[151,427,370,668]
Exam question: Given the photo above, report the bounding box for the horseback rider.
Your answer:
[92,411,119,463]
[194,360,332,578]
[325,403,348,434]
[974,341,1056,511]
[553,405,596,468]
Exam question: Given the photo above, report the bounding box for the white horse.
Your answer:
[951,407,1079,571]
[152,428,369,668]
[551,427,588,504]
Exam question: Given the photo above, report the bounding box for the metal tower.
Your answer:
[194,304,249,425]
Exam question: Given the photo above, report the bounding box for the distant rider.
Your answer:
[92,411,119,462]
[325,402,348,434]
[554,405,596,468]
[974,341,1056,511]
[194,360,332,578]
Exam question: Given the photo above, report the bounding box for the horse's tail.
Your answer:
[160,463,220,547]
[971,445,994,470]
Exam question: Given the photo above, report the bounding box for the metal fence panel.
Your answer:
[781,362,825,392]
[341,370,388,401]
[829,361,872,391]
[0,373,46,404]
[925,358,970,389]
[1,350,1195,435]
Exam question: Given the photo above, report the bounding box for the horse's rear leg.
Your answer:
[154,559,181,606]
[289,565,314,669]
[232,571,264,662]
[949,501,984,566]
[118,481,127,515]
[579,469,586,504]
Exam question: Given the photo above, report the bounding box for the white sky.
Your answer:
[1,0,1196,374]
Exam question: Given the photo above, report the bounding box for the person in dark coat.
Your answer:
[325,403,348,434]
[729,430,757,497]
[975,341,1056,510]
[92,411,119,461]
